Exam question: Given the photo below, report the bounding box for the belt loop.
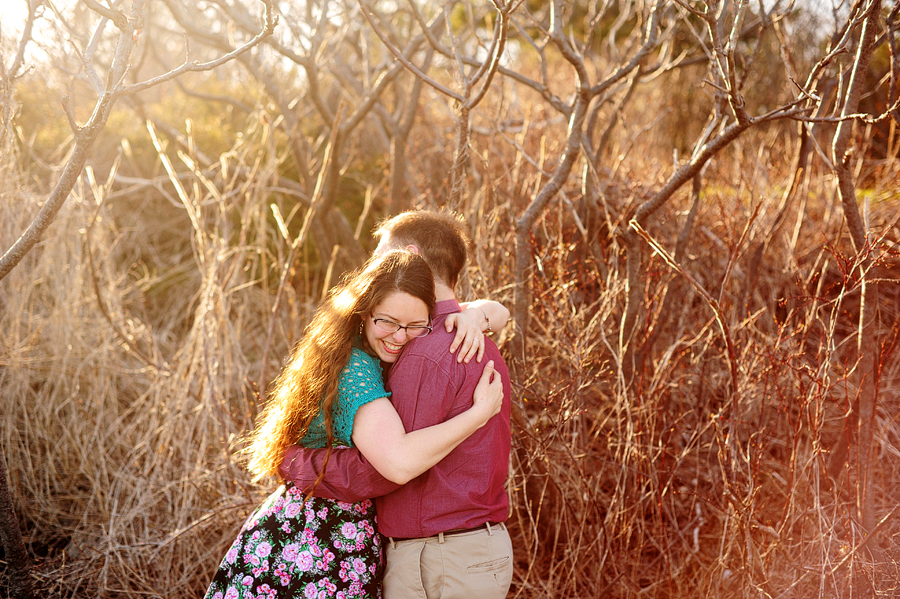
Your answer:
[438,532,445,544]
[485,521,494,536]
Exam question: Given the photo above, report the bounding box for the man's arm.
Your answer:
[278,445,401,503]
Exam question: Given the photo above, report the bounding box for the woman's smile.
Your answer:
[364,291,430,363]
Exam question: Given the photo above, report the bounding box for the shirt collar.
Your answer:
[432,298,461,318]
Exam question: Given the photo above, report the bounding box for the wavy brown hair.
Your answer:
[246,250,435,480]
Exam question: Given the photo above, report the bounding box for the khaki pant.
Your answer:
[384,522,513,599]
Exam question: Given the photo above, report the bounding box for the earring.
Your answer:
[359,321,364,335]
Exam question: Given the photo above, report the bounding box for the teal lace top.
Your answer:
[300,346,390,449]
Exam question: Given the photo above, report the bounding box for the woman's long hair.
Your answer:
[246,250,435,480]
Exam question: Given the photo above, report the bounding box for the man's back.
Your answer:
[375,299,511,538]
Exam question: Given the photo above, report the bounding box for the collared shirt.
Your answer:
[278,299,511,538]
[375,299,511,538]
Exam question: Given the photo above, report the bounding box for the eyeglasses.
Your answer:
[371,317,433,338]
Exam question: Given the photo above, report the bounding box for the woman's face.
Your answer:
[364,291,430,363]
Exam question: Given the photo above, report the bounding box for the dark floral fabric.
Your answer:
[205,347,389,598]
[204,483,383,599]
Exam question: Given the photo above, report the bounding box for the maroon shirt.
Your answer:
[279,299,512,538]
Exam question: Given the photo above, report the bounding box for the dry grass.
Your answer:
[2,106,900,599]
[0,124,299,596]
[492,151,900,597]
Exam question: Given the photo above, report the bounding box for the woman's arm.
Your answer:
[446,299,510,363]
[461,299,510,332]
[350,361,503,484]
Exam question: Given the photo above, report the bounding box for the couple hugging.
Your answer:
[205,209,513,599]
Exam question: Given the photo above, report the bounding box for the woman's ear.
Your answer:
[404,244,420,255]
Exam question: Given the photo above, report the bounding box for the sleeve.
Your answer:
[278,444,401,502]
[331,349,391,446]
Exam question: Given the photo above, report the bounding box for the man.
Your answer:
[279,209,514,598]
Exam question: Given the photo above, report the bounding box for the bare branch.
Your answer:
[357,0,464,102]
[0,0,277,282]
[116,2,277,97]
[465,3,513,110]
[590,0,665,98]
[80,0,129,30]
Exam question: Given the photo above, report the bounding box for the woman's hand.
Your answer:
[471,360,503,424]
[445,309,486,363]
[352,361,504,484]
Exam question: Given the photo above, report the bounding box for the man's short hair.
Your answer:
[374,209,470,289]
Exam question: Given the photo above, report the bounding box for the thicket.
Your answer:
[1,1,899,597]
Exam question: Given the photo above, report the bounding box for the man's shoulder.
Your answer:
[399,328,455,361]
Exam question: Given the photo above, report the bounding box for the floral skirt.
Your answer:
[204,483,383,599]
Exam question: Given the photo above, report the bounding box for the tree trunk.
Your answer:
[830,0,881,535]
[0,451,34,599]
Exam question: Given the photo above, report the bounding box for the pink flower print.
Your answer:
[310,542,323,557]
[304,582,319,599]
[249,554,261,566]
[303,527,317,544]
[281,522,292,534]
[323,549,335,564]
[317,506,328,519]
[252,561,270,577]
[333,539,342,549]
[336,592,346,599]
[352,558,366,574]
[296,550,314,572]
[279,573,291,586]
[211,593,224,599]
[252,530,261,540]
[256,542,272,558]
[225,546,239,564]
[341,522,357,539]
[241,575,254,587]
[285,502,302,518]
[224,588,239,599]
[336,501,352,510]
[282,543,300,562]
[356,531,367,544]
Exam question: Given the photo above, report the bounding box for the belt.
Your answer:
[388,521,504,544]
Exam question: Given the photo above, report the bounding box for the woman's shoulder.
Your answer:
[335,346,389,420]
[347,345,378,366]
[343,346,383,380]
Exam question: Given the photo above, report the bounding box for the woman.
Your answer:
[204,250,504,599]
